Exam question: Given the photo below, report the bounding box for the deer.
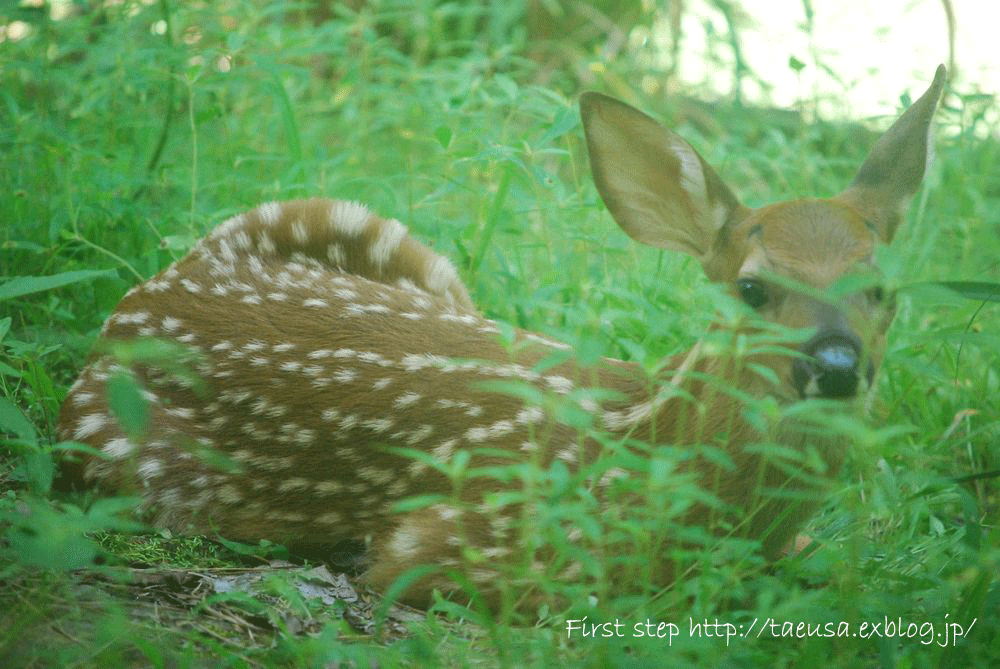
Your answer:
[58,66,945,612]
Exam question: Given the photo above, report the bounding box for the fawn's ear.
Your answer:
[580,92,745,259]
[837,64,946,243]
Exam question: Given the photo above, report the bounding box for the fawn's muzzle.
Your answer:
[793,331,867,399]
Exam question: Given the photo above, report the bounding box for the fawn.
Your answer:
[59,66,945,610]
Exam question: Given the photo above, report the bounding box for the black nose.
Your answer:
[792,333,862,399]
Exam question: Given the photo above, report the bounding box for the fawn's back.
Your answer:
[59,67,945,609]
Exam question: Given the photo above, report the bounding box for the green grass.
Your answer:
[2,2,999,668]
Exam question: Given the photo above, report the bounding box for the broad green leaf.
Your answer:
[106,373,149,438]
[0,269,116,300]
[0,396,37,446]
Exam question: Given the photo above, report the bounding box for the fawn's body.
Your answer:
[59,67,945,608]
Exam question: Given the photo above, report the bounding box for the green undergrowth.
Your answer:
[2,1,999,668]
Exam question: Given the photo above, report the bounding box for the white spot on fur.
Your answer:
[386,478,411,497]
[432,439,457,461]
[406,425,434,445]
[71,391,95,407]
[329,200,371,236]
[396,278,420,292]
[556,445,580,463]
[515,407,545,425]
[388,524,420,560]
[112,311,151,326]
[326,243,345,266]
[599,467,629,487]
[258,232,276,254]
[338,414,359,433]
[247,256,265,276]
[433,399,482,417]
[212,213,245,238]
[439,313,478,325]
[232,229,253,250]
[345,303,391,315]
[74,413,108,439]
[257,201,282,225]
[602,399,656,430]
[158,488,182,508]
[358,351,393,367]
[470,569,497,583]
[401,353,449,372]
[468,420,515,442]
[359,466,394,485]
[291,220,308,244]
[394,392,421,408]
[363,418,394,433]
[103,437,135,459]
[544,375,573,394]
[424,255,460,296]
[436,504,461,521]
[315,481,342,495]
[137,459,162,480]
[369,218,408,269]
[278,477,310,492]
[334,368,358,384]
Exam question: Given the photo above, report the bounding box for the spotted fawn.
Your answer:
[59,66,945,609]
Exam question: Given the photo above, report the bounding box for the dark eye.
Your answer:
[737,279,769,309]
[867,285,885,304]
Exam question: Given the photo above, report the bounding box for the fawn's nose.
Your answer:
[793,331,867,399]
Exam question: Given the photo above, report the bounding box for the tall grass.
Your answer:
[2,2,998,667]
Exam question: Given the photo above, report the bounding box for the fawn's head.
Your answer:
[580,66,945,403]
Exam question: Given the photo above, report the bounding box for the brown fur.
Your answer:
[58,67,945,610]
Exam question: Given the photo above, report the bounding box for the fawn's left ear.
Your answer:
[837,64,946,243]
[580,91,746,260]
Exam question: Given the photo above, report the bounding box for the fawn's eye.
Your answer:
[737,278,769,309]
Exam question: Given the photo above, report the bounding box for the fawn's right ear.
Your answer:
[580,92,745,259]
